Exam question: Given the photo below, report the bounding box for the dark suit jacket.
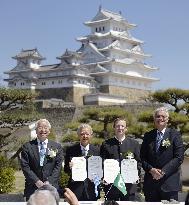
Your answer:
[140,128,184,194]
[20,139,63,199]
[100,137,141,195]
[64,143,100,201]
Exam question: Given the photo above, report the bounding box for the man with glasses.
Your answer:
[140,107,184,202]
[64,124,100,201]
[20,119,63,201]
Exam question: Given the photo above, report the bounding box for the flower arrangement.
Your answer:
[162,139,171,148]
[47,148,58,159]
[123,151,134,159]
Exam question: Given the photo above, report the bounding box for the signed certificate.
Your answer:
[121,159,139,183]
[71,157,87,181]
[103,159,120,183]
[88,156,103,181]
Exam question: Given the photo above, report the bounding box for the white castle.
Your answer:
[4,7,158,106]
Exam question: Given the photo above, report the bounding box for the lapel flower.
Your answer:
[47,148,58,158]
[162,139,171,148]
[123,151,134,159]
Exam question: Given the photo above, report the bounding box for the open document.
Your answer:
[121,158,139,183]
[103,159,120,183]
[71,157,87,181]
[88,156,103,181]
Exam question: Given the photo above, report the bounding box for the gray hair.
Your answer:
[37,184,60,205]
[153,107,169,119]
[77,124,93,135]
[36,119,51,129]
[27,190,56,205]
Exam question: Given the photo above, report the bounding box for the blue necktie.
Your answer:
[39,142,46,166]
[156,131,163,152]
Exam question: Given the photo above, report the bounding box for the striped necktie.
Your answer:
[156,131,163,152]
[39,141,46,166]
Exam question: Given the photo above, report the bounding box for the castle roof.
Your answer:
[12,48,45,60]
[77,31,143,44]
[85,7,136,29]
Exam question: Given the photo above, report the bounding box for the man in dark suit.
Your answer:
[100,117,141,201]
[20,119,63,200]
[64,124,100,201]
[140,107,184,202]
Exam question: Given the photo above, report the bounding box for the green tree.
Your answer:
[149,88,189,113]
[0,88,39,153]
[80,106,132,138]
[144,88,189,151]
[63,106,133,144]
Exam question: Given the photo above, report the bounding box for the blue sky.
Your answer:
[0,0,189,90]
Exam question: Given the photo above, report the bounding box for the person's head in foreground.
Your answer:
[37,184,60,205]
[27,190,56,205]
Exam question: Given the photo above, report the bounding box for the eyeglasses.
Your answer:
[155,115,167,119]
[80,132,91,136]
[37,126,49,130]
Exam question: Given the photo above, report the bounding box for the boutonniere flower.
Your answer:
[123,151,134,159]
[47,148,58,159]
[162,139,171,148]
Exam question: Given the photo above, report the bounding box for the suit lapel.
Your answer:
[75,143,82,156]
[151,129,158,154]
[88,144,94,156]
[31,139,40,163]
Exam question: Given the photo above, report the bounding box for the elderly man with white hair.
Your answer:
[27,190,56,205]
[140,107,184,202]
[21,119,63,201]
[64,123,100,201]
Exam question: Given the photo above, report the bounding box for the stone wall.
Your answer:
[36,88,74,102]
[36,86,151,105]
[72,87,90,106]
[37,105,76,137]
[100,85,151,103]
[36,87,91,106]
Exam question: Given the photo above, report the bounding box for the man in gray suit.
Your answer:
[140,107,184,202]
[20,119,63,200]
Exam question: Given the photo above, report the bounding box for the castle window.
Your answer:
[42,82,46,85]
[52,81,54,84]
[103,26,105,31]
[96,27,98,32]
[14,83,16,86]
[99,27,101,32]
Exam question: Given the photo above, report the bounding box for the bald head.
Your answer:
[27,190,57,205]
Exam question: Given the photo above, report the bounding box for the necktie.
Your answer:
[82,148,87,156]
[39,142,46,166]
[156,131,163,152]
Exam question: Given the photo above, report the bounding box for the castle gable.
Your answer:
[81,42,107,64]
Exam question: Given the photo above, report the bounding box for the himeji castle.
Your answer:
[4,7,159,106]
